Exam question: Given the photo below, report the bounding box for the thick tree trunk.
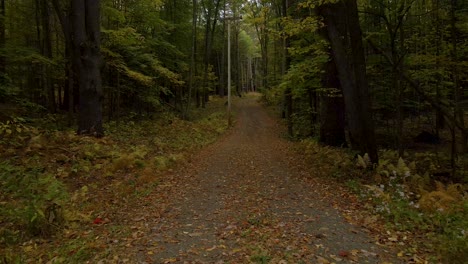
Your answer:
[320,1,378,163]
[320,58,347,147]
[71,0,103,137]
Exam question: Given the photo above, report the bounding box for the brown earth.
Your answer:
[102,95,400,263]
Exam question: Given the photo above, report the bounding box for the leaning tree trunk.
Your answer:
[71,0,103,137]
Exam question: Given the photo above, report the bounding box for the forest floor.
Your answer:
[6,94,464,263]
[95,94,401,263]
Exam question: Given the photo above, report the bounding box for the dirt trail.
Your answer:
[111,96,398,263]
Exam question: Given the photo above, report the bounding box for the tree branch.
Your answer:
[367,38,467,133]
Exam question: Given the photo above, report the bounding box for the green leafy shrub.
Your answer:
[355,153,467,261]
[0,161,69,243]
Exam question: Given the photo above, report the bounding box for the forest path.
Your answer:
[113,95,398,263]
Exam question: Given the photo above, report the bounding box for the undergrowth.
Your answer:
[0,97,229,263]
[298,139,468,263]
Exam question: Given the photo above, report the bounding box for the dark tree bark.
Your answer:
[201,0,221,108]
[40,0,56,112]
[52,0,76,121]
[71,0,103,136]
[184,0,197,119]
[433,0,444,133]
[281,0,293,136]
[319,58,347,147]
[450,0,466,153]
[0,0,5,79]
[320,0,378,163]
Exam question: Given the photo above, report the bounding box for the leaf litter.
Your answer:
[1,96,409,263]
[97,96,403,263]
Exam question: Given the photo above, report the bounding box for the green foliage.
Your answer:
[0,161,69,241]
[102,24,185,112]
[298,137,467,261]
[0,96,229,261]
[0,77,18,103]
[250,254,272,264]
[354,152,468,261]
[299,139,354,179]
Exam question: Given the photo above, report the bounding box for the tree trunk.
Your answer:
[320,0,378,163]
[0,0,5,80]
[71,0,103,137]
[434,0,444,133]
[52,0,76,123]
[234,17,241,97]
[201,0,221,108]
[320,58,347,147]
[450,0,466,153]
[40,0,56,113]
[184,0,197,119]
[281,0,293,136]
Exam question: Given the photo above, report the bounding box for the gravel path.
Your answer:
[112,96,399,263]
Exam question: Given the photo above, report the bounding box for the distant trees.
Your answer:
[1,0,467,165]
[1,0,239,133]
[244,0,467,166]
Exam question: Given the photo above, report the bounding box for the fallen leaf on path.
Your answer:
[316,255,331,263]
[206,245,217,251]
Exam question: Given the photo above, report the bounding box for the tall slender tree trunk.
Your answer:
[201,0,221,108]
[52,0,76,123]
[184,0,197,119]
[450,0,466,154]
[281,0,293,136]
[0,0,5,80]
[434,0,444,133]
[234,17,241,97]
[71,0,103,136]
[40,0,55,112]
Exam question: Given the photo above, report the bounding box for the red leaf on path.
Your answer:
[339,250,349,257]
[93,217,103,224]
